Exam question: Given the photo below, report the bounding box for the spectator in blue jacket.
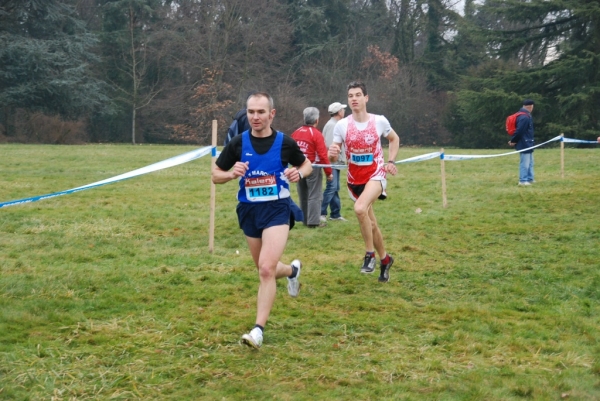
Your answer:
[508,99,535,185]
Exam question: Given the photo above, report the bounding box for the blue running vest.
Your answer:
[237,131,291,203]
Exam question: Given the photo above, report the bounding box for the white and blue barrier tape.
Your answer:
[0,146,213,209]
[395,151,442,164]
[561,137,599,144]
[1,135,597,209]
[442,135,563,161]
[312,151,441,168]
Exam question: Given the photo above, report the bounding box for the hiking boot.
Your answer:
[241,327,263,349]
[360,254,376,274]
[287,259,301,297]
[378,255,394,283]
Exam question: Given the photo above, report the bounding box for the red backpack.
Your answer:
[505,111,528,136]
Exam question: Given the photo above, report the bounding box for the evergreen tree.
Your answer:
[390,0,422,64]
[416,0,462,90]
[450,0,600,148]
[0,0,111,136]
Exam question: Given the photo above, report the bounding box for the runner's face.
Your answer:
[347,88,368,112]
[247,96,275,133]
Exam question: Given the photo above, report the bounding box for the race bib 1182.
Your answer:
[245,175,279,201]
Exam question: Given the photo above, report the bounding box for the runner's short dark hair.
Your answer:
[347,81,367,96]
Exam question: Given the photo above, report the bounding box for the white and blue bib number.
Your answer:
[244,175,279,202]
[350,152,374,166]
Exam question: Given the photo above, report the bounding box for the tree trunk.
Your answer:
[132,106,136,145]
[130,4,137,145]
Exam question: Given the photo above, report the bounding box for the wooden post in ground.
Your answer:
[560,133,565,179]
[209,120,217,253]
[440,149,447,209]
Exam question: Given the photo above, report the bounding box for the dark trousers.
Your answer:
[297,168,323,226]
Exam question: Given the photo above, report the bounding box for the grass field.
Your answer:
[1,143,599,400]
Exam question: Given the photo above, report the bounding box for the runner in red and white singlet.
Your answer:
[328,81,400,283]
[338,114,389,186]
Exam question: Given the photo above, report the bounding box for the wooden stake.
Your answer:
[440,148,447,209]
[209,120,217,253]
[560,133,564,179]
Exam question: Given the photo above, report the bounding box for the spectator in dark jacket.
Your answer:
[224,91,257,145]
[509,99,535,185]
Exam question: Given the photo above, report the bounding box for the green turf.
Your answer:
[1,144,599,400]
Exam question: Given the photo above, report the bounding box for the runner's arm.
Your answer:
[385,130,400,176]
[328,141,342,162]
[386,130,400,162]
[212,161,249,184]
[284,158,312,183]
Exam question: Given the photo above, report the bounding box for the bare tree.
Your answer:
[140,0,294,143]
[101,0,163,144]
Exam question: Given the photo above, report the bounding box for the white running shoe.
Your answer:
[287,259,302,297]
[329,216,348,221]
[241,327,263,349]
[360,254,377,274]
[320,215,327,223]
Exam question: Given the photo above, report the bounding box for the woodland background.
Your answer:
[1,0,599,148]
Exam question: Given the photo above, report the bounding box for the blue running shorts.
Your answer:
[236,198,295,238]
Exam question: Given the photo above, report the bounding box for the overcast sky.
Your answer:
[449,0,466,15]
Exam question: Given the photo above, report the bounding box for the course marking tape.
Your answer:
[443,135,562,161]
[312,152,441,168]
[1,146,212,209]
[1,135,596,209]
[562,137,599,144]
